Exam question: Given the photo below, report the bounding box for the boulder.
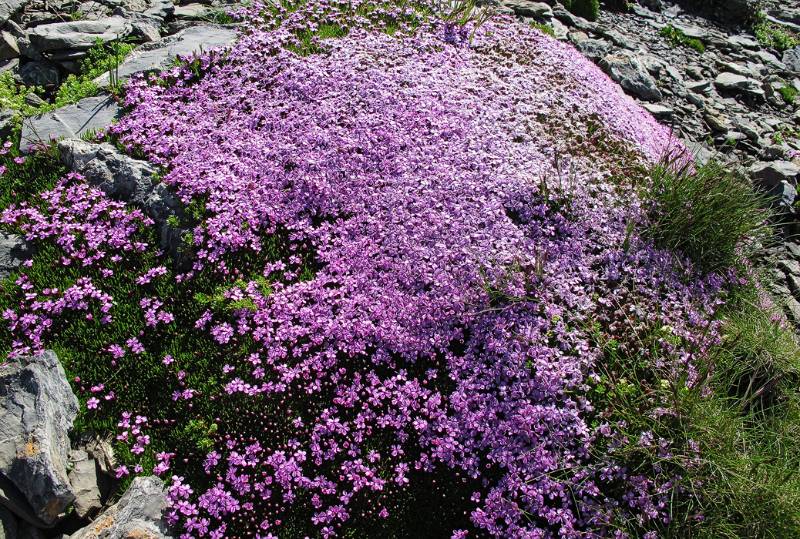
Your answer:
[58,139,182,249]
[785,46,800,73]
[714,72,764,98]
[600,52,662,101]
[502,0,552,18]
[67,450,102,520]
[20,95,120,153]
[0,233,31,281]
[26,17,132,54]
[0,351,78,526]
[750,161,799,208]
[70,477,172,539]
[93,25,237,87]
[750,161,800,187]
[575,38,611,61]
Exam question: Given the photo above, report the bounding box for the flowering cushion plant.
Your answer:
[0,1,762,537]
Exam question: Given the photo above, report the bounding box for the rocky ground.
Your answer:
[498,0,800,325]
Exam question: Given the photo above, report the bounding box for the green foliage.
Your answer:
[642,159,771,274]
[563,0,601,21]
[659,24,706,53]
[753,14,799,51]
[0,72,49,117]
[778,84,798,105]
[688,288,800,538]
[588,283,800,537]
[530,21,555,37]
[55,39,135,107]
[0,145,66,210]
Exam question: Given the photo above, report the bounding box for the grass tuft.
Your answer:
[642,159,771,274]
[660,24,706,53]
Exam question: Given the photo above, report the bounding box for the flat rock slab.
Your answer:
[0,350,78,526]
[20,95,120,153]
[27,17,132,52]
[94,25,237,87]
[714,71,765,98]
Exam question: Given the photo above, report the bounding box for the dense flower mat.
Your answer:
[1,1,732,537]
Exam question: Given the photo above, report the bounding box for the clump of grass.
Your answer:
[529,21,555,37]
[660,24,706,53]
[778,84,798,105]
[687,286,800,538]
[753,13,799,51]
[642,159,771,274]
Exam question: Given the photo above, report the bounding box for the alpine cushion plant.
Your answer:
[0,0,784,538]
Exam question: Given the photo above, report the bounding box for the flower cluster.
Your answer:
[2,1,733,537]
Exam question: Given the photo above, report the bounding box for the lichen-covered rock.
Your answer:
[69,477,171,539]
[0,351,78,526]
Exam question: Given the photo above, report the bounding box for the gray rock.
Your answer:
[18,62,60,87]
[26,17,132,54]
[575,38,610,61]
[784,296,800,324]
[0,233,31,281]
[750,161,799,208]
[600,52,662,101]
[686,79,712,94]
[70,477,171,539]
[0,110,15,140]
[716,60,757,78]
[0,0,26,26]
[0,32,18,61]
[728,35,760,50]
[0,351,78,526]
[58,139,182,249]
[784,46,800,73]
[502,0,551,18]
[779,259,800,278]
[751,160,800,184]
[67,450,101,520]
[549,18,568,40]
[94,25,237,87]
[0,506,17,539]
[20,95,120,153]
[0,59,18,74]
[642,103,674,120]
[714,72,765,98]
